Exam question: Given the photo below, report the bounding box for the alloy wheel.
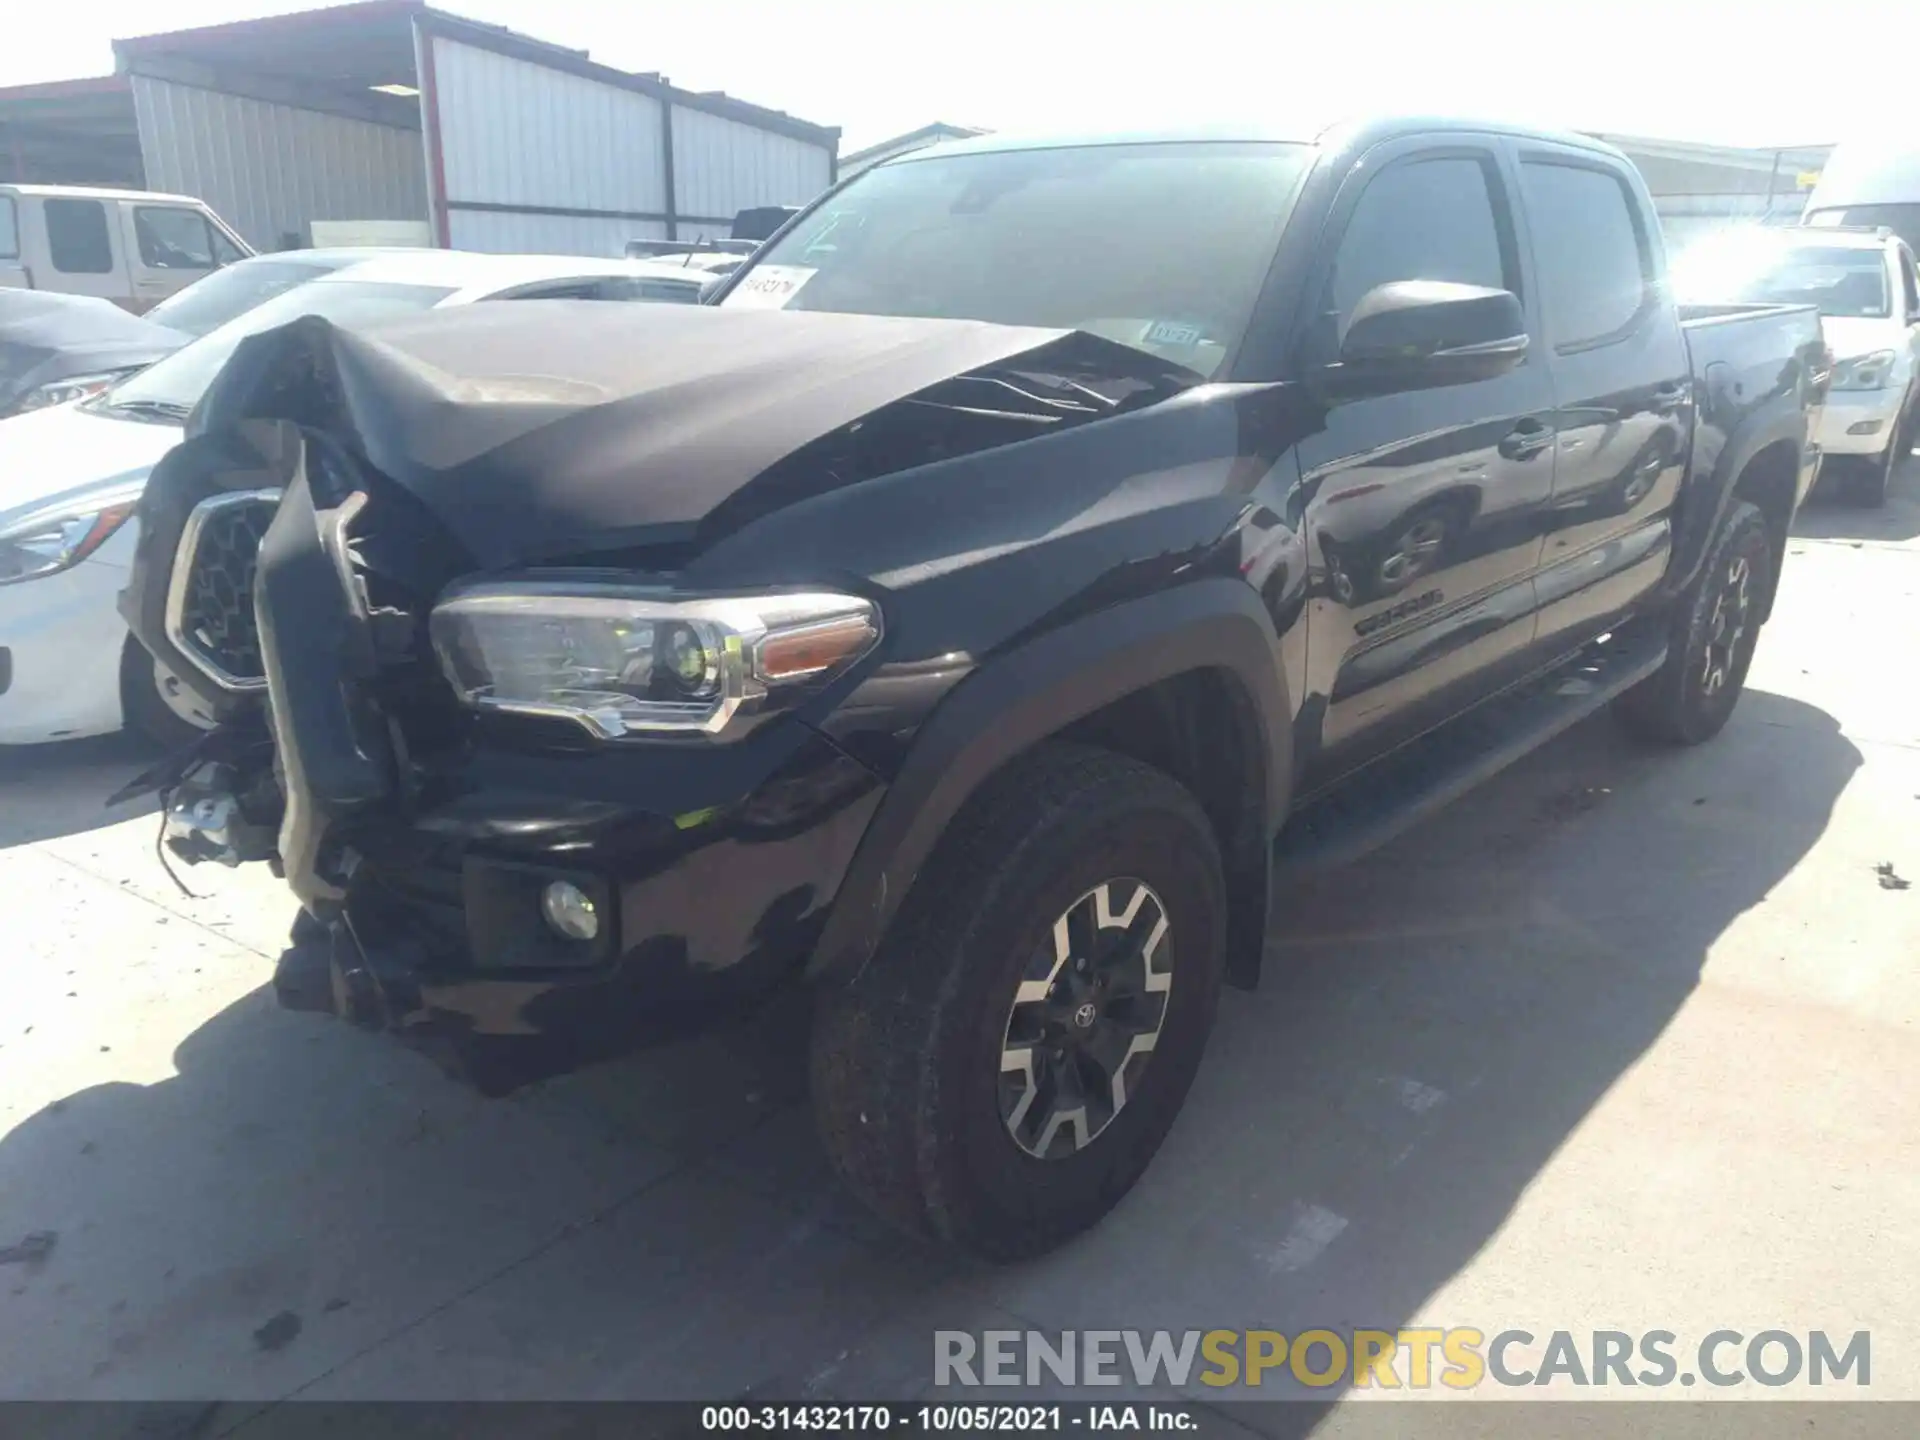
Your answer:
[1699,552,1752,699]
[998,880,1173,1160]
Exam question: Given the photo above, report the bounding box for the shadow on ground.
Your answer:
[1792,448,1920,544]
[0,689,1861,1432]
[0,730,162,849]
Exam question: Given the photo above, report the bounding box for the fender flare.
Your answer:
[807,577,1293,985]
[1664,391,1806,606]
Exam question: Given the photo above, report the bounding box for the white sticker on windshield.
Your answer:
[724,264,816,310]
[1141,319,1205,349]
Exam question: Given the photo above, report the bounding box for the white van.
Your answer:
[0,184,253,312]
[1804,145,1920,252]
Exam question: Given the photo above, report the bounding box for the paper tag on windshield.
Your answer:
[1142,319,1205,349]
[724,265,816,309]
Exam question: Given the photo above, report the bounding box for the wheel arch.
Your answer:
[806,578,1293,991]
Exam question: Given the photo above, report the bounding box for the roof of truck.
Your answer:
[897,116,1626,166]
[0,182,206,205]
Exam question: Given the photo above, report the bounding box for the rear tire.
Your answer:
[811,743,1226,1261]
[1613,499,1772,747]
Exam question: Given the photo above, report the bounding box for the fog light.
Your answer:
[1848,420,1884,436]
[540,880,599,941]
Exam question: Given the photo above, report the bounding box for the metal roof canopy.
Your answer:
[110,1,838,147]
[0,76,145,185]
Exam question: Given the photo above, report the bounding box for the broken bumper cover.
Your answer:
[163,465,886,1093]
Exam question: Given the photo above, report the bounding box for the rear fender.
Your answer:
[1661,371,1806,608]
[807,578,1292,989]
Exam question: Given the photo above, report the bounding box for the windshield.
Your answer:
[142,257,337,338]
[106,278,455,414]
[1673,238,1890,319]
[721,141,1313,379]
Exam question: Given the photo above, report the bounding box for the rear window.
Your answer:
[0,197,17,260]
[1518,161,1651,347]
[45,198,114,275]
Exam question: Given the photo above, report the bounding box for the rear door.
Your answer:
[1293,137,1557,780]
[1514,143,1689,652]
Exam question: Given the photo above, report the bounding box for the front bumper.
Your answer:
[1815,389,1905,456]
[0,541,132,745]
[142,459,888,1092]
[273,727,885,1092]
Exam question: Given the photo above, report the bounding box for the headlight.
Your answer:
[429,581,882,739]
[0,484,143,586]
[1832,350,1898,391]
[15,370,137,413]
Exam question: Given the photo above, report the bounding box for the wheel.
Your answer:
[120,637,217,750]
[1613,499,1772,747]
[811,743,1226,1260]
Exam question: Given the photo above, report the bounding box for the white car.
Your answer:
[1674,225,1920,506]
[0,250,708,747]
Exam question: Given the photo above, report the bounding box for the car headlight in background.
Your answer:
[1831,350,1898,392]
[0,483,144,586]
[15,370,139,413]
[429,581,882,739]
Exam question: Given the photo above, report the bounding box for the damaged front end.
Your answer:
[117,304,1199,1092]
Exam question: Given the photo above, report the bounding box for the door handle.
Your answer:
[1650,382,1688,413]
[1499,420,1555,461]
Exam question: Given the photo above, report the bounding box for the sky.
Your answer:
[1,0,1903,154]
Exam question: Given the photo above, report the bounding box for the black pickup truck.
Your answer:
[122,117,1827,1260]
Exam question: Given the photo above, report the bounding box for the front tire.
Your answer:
[1613,499,1772,747]
[811,743,1226,1260]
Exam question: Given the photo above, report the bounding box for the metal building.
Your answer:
[0,0,839,254]
[1592,134,1834,246]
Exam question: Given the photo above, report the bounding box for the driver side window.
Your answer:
[1325,156,1514,331]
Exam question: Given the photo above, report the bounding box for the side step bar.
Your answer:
[1275,628,1669,875]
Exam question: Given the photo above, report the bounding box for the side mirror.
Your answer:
[1333,281,1530,395]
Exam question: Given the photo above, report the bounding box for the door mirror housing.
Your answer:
[1332,281,1530,395]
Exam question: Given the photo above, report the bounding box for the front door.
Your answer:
[1292,140,1556,785]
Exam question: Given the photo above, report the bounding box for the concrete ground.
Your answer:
[3,463,1917,1431]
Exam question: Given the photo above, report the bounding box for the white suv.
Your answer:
[1676,225,1920,505]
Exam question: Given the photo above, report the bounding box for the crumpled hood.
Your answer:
[188,301,1122,570]
[0,398,181,524]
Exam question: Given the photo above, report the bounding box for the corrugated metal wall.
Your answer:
[670,107,833,226]
[129,74,426,249]
[423,28,833,254]
[447,210,667,254]
[430,35,667,253]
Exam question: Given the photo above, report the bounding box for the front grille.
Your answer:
[170,492,280,688]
